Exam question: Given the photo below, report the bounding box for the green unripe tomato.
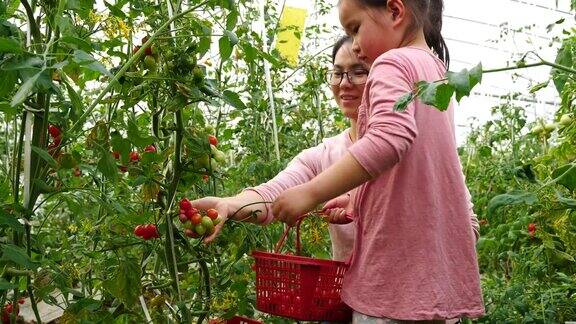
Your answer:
[195,224,206,236]
[560,114,573,126]
[201,216,214,233]
[544,123,557,133]
[144,55,157,71]
[530,125,544,135]
[210,158,219,172]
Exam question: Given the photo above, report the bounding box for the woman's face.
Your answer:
[330,42,369,120]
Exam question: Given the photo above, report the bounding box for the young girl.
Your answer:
[272,0,485,322]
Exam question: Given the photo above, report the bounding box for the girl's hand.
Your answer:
[190,197,231,244]
[273,184,318,226]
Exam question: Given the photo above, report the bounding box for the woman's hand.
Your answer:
[190,197,231,244]
[272,184,319,226]
[321,193,354,224]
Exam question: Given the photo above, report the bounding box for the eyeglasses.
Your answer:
[326,69,369,86]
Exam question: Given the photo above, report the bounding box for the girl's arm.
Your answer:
[273,152,371,225]
[273,55,418,225]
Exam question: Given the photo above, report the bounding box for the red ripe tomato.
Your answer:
[112,151,120,160]
[141,224,155,240]
[190,213,202,225]
[202,175,209,182]
[179,214,188,223]
[145,145,156,153]
[129,151,140,162]
[119,165,128,173]
[17,299,24,305]
[52,135,62,147]
[528,223,536,232]
[48,124,61,138]
[144,46,154,56]
[206,208,219,220]
[208,135,218,146]
[73,168,82,177]
[146,224,159,239]
[180,198,192,211]
[134,225,146,237]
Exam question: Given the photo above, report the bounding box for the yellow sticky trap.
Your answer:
[275,6,308,66]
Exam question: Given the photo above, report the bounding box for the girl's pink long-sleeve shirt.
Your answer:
[247,130,356,261]
[342,47,484,320]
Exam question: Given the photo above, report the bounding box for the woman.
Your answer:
[192,35,366,261]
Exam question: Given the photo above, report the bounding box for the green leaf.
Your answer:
[226,10,239,30]
[127,118,154,147]
[222,90,246,110]
[59,36,93,52]
[417,81,454,111]
[0,37,21,53]
[67,298,101,313]
[469,62,483,89]
[556,192,576,209]
[529,81,549,93]
[31,146,58,168]
[487,190,538,216]
[551,164,576,191]
[64,80,85,114]
[33,179,57,194]
[1,244,40,270]
[102,257,141,306]
[224,30,238,46]
[0,208,23,233]
[393,92,414,112]
[552,41,573,94]
[219,35,233,61]
[104,1,126,18]
[97,151,118,180]
[73,50,112,77]
[0,279,18,291]
[0,70,17,99]
[446,63,482,102]
[10,71,41,107]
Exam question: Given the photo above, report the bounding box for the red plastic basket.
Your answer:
[226,315,263,324]
[252,217,352,322]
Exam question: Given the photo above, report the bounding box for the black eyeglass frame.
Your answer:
[326,68,369,86]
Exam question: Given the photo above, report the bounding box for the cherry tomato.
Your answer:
[206,208,219,220]
[180,198,192,211]
[112,151,120,160]
[190,213,202,225]
[129,151,140,162]
[144,145,156,153]
[208,135,218,146]
[48,124,61,138]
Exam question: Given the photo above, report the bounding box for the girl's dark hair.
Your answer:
[332,35,353,63]
[355,0,450,68]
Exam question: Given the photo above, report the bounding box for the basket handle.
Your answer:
[273,216,306,255]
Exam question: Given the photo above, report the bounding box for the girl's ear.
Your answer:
[387,0,407,26]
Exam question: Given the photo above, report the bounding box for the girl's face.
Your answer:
[330,42,369,120]
[339,0,407,65]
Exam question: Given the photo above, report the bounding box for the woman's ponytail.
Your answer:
[424,0,450,68]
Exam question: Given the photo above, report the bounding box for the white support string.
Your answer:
[259,0,281,161]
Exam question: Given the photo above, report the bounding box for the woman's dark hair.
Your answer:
[354,0,450,68]
[332,35,353,63]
